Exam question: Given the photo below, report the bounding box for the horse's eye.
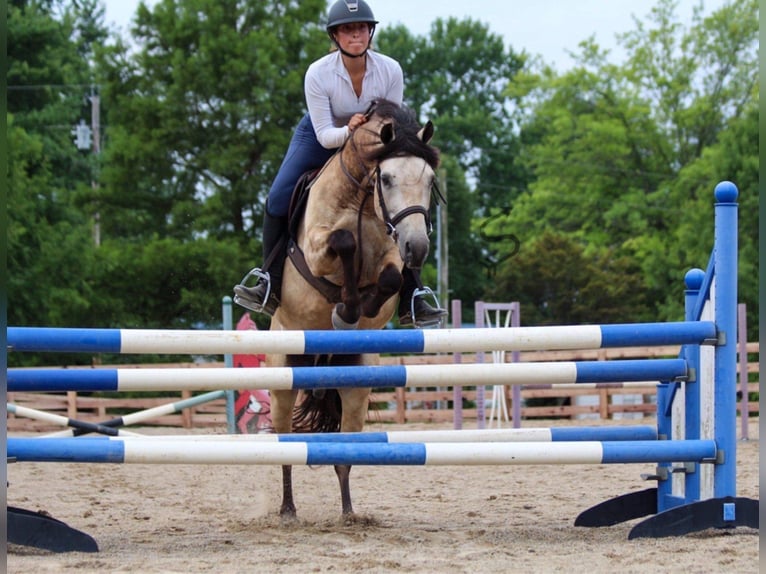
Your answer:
[381,173,393,187]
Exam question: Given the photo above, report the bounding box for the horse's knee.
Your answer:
[360,264,402,318]
[378,264,403,297]
[328,229,356,259]
[332,304,360,330]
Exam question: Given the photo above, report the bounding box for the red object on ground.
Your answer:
[233,313,271,433]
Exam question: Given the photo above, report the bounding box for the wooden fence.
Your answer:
[7,343,759,432]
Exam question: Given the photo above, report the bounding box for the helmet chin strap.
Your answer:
[338,46,368,58]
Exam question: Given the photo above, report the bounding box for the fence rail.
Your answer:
[7,343,758,432]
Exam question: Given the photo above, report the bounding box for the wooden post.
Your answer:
[599,388,609,419]
[181,390,192,428]
[67,391,77,419]
[737,303,748,439]
[395,387,406,424]
[437,167,449,312]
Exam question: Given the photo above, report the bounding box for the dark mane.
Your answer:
[363,100,440,170]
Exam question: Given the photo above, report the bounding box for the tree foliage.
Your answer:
[377,19,528,310]
[8,0,98,331]
[93,0,327,243]
[494,0,758,334]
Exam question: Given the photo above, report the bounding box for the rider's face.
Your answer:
[334,23,371,55]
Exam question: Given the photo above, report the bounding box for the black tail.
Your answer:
[291,389,342,434]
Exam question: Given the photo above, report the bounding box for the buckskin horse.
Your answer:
[266,100,441,519]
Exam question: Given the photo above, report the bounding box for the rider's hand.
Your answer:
[348,113,367,132]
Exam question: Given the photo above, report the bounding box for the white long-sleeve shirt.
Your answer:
[304,50,404,149]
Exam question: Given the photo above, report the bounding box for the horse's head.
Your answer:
[359,102,441,270]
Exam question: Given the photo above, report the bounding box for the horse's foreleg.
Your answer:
[328,229,361,329]
[280,465,297,518]
[335,388,371,516]
[271,389,299,518]
[335,465,354,515]
[361,262,402,318]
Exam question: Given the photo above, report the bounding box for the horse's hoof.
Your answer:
[332,307,359,330]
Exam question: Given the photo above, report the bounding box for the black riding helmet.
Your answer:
[326,0,378,58]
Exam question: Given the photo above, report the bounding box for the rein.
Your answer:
[339,128,439,241]
[337,131,434,290]
[288,112,442,304]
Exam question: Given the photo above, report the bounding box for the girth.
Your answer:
[287,239,381,305]
[285,168,379,305]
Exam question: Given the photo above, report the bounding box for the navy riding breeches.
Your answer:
[266,113,337,217]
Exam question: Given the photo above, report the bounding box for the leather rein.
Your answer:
[287,118,443,305]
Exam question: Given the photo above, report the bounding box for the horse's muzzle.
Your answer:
[402,238,429,270]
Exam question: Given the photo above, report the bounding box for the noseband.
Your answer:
[371,165,432,241]
[338,129,442,244]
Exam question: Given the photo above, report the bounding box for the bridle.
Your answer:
[337,116,444,244]
[286,107,444,303]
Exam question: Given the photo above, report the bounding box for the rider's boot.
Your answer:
[233,209,289,316]
[397,267,448,327]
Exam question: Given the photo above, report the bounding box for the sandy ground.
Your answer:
[7,418,759,574]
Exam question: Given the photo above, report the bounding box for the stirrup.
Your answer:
[233,268,273,314]
[404,286,447,328]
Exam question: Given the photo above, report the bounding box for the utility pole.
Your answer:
[90,87,101,247]
[72,86,101,246]
[436,167,449,312]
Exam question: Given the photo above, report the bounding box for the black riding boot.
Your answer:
[233,209,289,316]
[398,267,448,327]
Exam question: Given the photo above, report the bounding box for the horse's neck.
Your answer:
[301,156,370,229]
[339,143,376,185]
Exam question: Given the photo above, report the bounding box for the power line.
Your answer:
[8,84,95,90]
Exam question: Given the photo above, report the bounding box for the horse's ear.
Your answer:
[380,122,395,144]
[418,121,434,144]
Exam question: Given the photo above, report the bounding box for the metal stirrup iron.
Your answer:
[234,268,272,313]
[409,286,444,328]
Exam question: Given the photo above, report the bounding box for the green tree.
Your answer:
[495,0,758,325]
[93,0,327,244]
[486,232,647,326]
[68,0,331,330]
[7,0,104,332]
[377,19,529,316]
[379,18,527,210]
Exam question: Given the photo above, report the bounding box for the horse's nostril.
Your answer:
[403,240,428,269]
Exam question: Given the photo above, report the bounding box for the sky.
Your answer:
[103,0,729,71]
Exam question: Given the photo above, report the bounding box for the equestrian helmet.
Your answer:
[326,0,378,32]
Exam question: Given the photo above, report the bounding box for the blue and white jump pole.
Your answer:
[7,358,689,393]
[7,321,716,355]
[7,436,717,466]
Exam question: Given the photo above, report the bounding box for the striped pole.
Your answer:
[522,381,659,390]
[8,359,688,393]
[7,404,143,437]
[7,437,717,466]
[8,321,717,355]
[42,390,226,438]
[105,425,659,443]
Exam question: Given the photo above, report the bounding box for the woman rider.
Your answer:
[233,0,447,327]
